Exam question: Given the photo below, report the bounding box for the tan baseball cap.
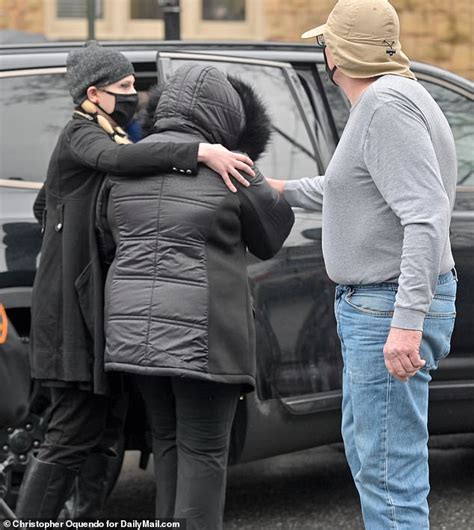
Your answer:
[302,0,416,80]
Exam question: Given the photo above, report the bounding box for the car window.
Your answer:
[296,67,338,169]
[168,59,322,180]
[0,74,72,183]
[419,80,473,187]
[317,64,350,139]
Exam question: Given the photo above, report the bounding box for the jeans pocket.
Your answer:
[422,286,456,369]
[421,315,456,370]
[426,294,456,319]
[339,291,393,384]
[343,288,395,317]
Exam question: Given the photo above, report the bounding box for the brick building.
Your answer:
[0,0,472,79]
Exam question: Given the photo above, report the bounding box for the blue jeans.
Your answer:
[334,270,457,530]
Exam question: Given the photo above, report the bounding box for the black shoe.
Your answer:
[16,456,76,519]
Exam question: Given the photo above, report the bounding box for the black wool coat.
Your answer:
[30,114,199,394]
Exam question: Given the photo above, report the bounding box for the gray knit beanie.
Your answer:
[66,40,135,105]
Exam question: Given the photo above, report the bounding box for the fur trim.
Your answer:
[139,84,165,138]
[227,76,272,161]
[140,77,272,161]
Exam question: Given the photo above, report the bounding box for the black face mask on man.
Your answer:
[98,90,139,127]
[323,46,338,87]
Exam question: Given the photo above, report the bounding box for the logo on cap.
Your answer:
[384,40,396,57]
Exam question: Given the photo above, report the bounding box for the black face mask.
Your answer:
[98,90,139,127]
[323,46,338,87]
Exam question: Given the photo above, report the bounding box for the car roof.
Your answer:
[1,41,472,94]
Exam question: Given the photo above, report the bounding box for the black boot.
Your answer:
[16,456,77,519]
[58,452,117,521]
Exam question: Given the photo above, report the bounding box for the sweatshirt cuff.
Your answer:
[282,180,303,207]
[391,307,426,331]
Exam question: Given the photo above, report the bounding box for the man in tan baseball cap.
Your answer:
[268,1,457,529]
[302,0,415,81]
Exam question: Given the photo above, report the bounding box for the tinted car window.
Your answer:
[419,80,474,187]
[296,68,336,169]
[169,59,321,180]
[0,74,71,183]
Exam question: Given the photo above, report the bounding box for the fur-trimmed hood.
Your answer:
[140,63,272,160]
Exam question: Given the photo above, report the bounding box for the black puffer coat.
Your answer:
[98,64,294,391]
[30,114,200,394]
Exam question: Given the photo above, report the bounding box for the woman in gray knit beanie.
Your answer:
[66,40,139,132]
[15,40,255,521]
[67,41,135,106]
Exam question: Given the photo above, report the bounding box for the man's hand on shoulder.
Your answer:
[198,143,255,193]
[266,178,286,194]
[384,327,425,382]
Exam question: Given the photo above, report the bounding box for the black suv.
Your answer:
[1,42,473,501]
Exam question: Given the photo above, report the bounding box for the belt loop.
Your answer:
[451,267,458,282]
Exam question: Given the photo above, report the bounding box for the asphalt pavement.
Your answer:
[104,434,474,529]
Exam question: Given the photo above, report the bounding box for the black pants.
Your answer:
[38,386,125,471]
[137,376,240,530]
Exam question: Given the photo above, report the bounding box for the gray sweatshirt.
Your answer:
[284,75,456,331]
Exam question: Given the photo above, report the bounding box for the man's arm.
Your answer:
[267,176,325,211]
[364,102,452,380]
[239,169,295,260]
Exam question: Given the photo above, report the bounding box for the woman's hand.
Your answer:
[266,178,286,194]
[198,143,255,193]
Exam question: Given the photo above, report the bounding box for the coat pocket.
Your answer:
[75,260,95,340]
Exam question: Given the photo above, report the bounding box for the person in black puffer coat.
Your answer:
[97,64,294,530]
[96,63,294,529]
